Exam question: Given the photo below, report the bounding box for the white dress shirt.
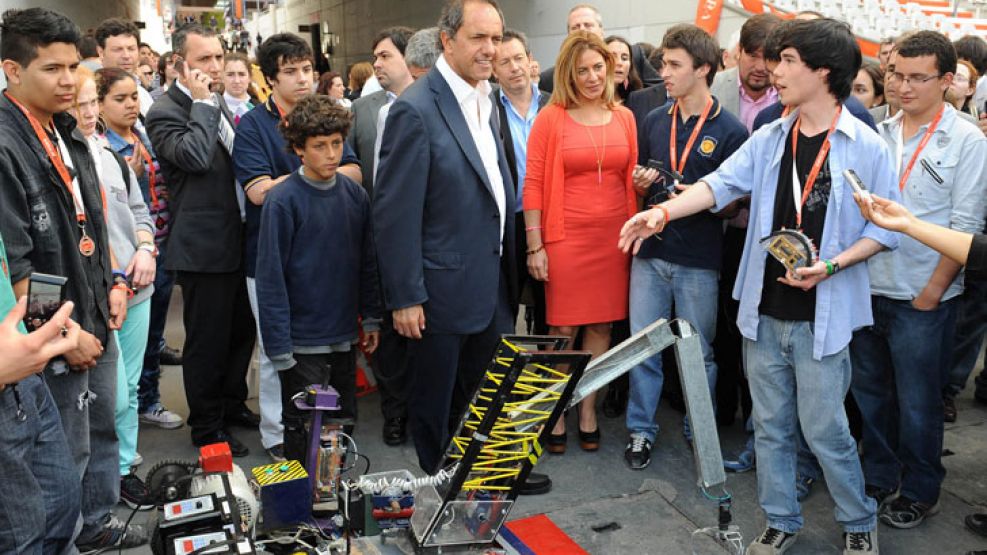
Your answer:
[372,91,398,184]
[435,54,506,242]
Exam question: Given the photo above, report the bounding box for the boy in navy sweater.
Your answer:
[256,95,381,464]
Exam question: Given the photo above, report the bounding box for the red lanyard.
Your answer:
[897,104,945,191]
[790,106,842,228]
[670,97,714,179]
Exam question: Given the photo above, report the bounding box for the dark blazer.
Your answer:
[373,67,517,335]
[490,85,549,189]
[347,89,389,197]
[626,83,668,131]
[146,86,243,273]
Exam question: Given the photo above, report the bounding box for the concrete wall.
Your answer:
[244,0,753,75]
[0,0,142,35]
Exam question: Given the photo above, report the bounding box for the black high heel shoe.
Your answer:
[546,430,567,454]
[579,427,600,451]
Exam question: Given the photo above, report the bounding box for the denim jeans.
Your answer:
[0,375,80,554]
[626,257,718,442]
[944,278,987,398]
[138,241,175,413]
[246,277,284,450]
[46,336,120,544]
[850,295,957,505]
[744,315,876,534]
[114,299,150,474]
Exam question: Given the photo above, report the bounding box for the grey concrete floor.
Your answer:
[123,289,987,554]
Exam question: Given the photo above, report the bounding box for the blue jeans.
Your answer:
[626,257,718,442]
[0,375,80,554]
[850,295,957,505]
[139,242,175,413]
[115,300,150,474]
[944,279,987,397]
[744,315,876,534]
[45,336,120,544]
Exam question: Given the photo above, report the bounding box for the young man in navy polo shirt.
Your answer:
[624,24,748,470]
[232,32,361,461]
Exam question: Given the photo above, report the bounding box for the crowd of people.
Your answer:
[2,2,987,554]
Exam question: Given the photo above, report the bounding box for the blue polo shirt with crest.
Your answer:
[636,96,748,269]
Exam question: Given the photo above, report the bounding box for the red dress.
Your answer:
[544,112,632,326]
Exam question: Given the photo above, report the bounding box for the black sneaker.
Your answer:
[624,434,652,470]
[879,495,939,529]
[843,530,878,554]
[120,471,155,510]
[865,484,898,511]
[747,527,798,554]
[266,443,286,462]
[77,515,149,553]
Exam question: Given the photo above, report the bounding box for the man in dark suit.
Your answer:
[491,28,549,334]
[374,0,547,494]
[146,23,257,456]
[348,26,415,447]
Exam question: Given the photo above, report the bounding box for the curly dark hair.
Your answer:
[280,94,352,150]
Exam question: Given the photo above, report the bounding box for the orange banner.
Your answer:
[156,0,161,17]
[695,0,725,35]
[235,0,243,19]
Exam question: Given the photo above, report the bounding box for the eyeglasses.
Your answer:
[887,72,941,86]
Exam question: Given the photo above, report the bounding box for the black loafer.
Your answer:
[225,405,261,428]
[518,472,552,496]
[159,345,183,366]
[382,417,407,446]
[194,430,249,457]
[546,431,566,454]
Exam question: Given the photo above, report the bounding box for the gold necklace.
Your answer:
[583,116,607,185]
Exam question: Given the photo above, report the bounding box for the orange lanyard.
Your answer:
[5,91,81,219]
[129,132,158,206]
[670,97,714,180]
[896,104,945,191]
[270,97,286,120]
[790,106,842,228]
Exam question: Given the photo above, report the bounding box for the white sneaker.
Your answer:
[131,452,143,468]
[844,530,878,554]
[748,527,798,555]
[139,404,184,429]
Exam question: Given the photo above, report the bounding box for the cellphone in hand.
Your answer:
[842,169,872,202]
[24,272,67,332]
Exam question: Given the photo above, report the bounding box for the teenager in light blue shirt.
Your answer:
[852,31,987,531]
[621,19,898,555]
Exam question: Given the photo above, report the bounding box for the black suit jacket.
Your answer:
[373,68,517,335]
[146,86,243,273]
[490,86,550,189]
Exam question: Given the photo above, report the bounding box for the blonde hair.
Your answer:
[74,65,95,106]
[348,61,373,92]
[550,31,616,109]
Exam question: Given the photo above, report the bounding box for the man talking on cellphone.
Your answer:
[146,23,258,457]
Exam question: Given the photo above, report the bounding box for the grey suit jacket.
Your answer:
[347,89,389,198]
[711,67,741,118]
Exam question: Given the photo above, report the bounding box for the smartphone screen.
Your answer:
[25,273,67,331]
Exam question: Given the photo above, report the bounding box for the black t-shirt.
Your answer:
[759,128,831,322]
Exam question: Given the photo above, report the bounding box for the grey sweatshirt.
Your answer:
[88,135,155,307]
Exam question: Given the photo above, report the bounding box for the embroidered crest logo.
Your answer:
[699,136,717,157]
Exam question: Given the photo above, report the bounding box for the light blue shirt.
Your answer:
[702,107,901,360]
[498,84,540,212]
[870,104,987,302]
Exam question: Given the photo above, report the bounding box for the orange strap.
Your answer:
[670,97,714,178]
[790,107,842,228]
[897,104,945,191]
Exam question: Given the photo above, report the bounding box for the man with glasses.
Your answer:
[852,31,987,529]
